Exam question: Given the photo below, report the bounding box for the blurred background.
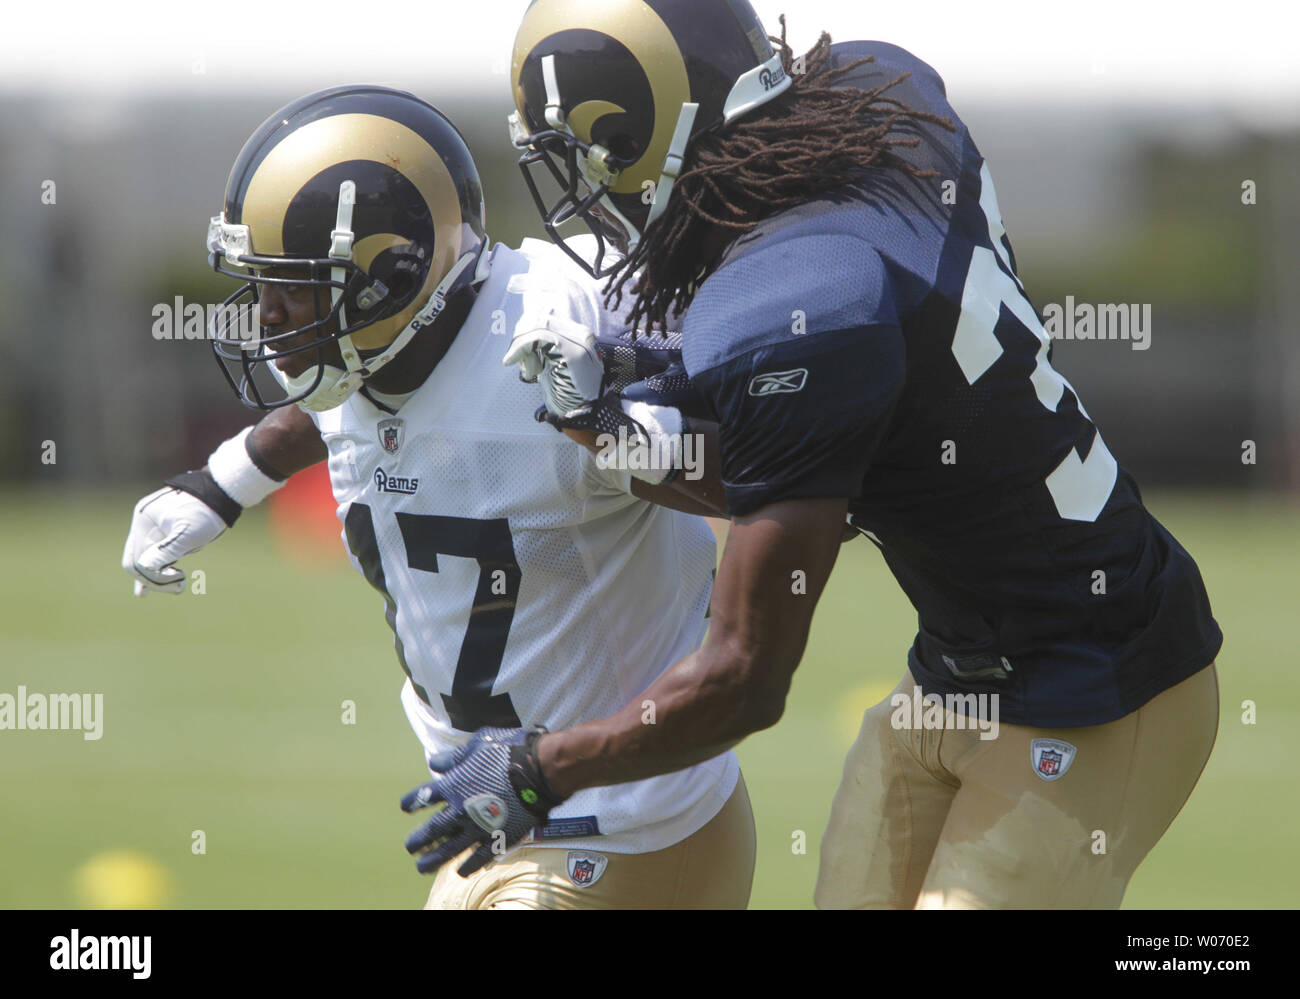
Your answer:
[0,1,1296,908]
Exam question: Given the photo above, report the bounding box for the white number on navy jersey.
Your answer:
[950,163,1118,522]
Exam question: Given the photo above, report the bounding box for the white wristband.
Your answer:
[208,427,286,509]
[619,399,685,486]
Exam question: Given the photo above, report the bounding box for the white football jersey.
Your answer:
[309,239,737,853]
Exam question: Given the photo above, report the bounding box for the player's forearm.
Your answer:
[536,496,847,797]
[242,405,327,478]
[537,640,791,797]
[566,421,728,517]
[640,420,726,515]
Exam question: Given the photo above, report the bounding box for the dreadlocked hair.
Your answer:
[604,16,957,333]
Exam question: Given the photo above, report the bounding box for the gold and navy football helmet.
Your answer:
[207,86,488,411]
[508,0,791,278]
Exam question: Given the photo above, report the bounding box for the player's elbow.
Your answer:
[744,683,789,732]
[701,638,796,736]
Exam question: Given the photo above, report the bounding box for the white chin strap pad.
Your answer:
[270,359,354,412]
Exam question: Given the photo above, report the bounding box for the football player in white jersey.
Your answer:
[120,85,752,909]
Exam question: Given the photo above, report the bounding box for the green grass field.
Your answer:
[1,488,1295,908]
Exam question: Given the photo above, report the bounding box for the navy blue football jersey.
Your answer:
[682,41,1222,727]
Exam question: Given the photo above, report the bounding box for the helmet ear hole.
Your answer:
[345,272,381,315]
[352,245,427,315]
[384,247,428,309]
[607,133,640,161]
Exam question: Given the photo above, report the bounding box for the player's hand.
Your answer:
[121,487,228,596]
[504,322,688,419]
[535,356,711,485]
[400,726,567,877]
[502,313,605,419]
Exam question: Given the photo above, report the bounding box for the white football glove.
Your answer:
[122,427,287,597]
[502,310,605,419]
[122,487,228,596]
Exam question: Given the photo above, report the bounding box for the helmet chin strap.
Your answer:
[534,53,696,268]
[275,177,487,411]
[644,102,699,234]
[270,179,366,412]
[346,245,482,381]
[328,179,368,395]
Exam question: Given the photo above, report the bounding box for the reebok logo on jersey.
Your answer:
[566,851,608,888]
[1031,738,1077,781]
[374,468,419,495]
[748,368,808,396]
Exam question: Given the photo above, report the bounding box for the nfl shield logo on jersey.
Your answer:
[566,851,608,888]
[378,418,404,455]
[1030,738,1078,781]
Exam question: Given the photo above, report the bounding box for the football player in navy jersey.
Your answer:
[407,0,1224,908]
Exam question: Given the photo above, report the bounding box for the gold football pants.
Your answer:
[424,776,755,909]
[816,663,1219,908]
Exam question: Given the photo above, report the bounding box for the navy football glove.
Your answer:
[595,329,687,394]
[534,353,710,485]
[400,726,567,877]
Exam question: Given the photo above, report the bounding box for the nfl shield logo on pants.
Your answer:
[1030,738,1077,781]
[377,418,404,455]
[566,851,608,888]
